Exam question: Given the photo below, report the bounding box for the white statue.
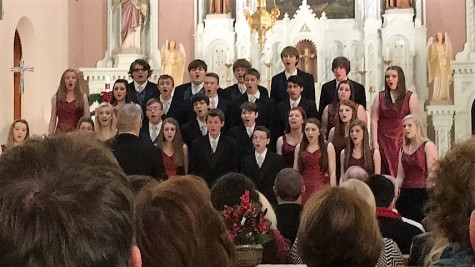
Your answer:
[427,32,453,101]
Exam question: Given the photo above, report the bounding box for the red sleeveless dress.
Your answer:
[162,151,185,177]
[377,91,412,176]
[346,148,375,174]
[281,135,298,168]
[298,143,330,204]
[56,99,84,133]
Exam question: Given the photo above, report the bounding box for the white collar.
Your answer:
[284,69,298,79]
[247,90,261,102]
[290,96,301,107]
[149,121,162,135]
[134,81,148,93]
[197,118,206,128]
[245,124,255,136]
[160,95,172,103]
[238,83,247,94]
[255,149,268,162]
[209,133,221,144]
[209,95,219,107]
[192,83,204,95]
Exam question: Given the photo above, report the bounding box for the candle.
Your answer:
[360,56,365,70]
[385,48,389,60]
[105,76,111,91]
[226,49,230,64]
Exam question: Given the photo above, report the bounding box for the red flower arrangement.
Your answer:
[223,190,272,245]
[100,90,113,103]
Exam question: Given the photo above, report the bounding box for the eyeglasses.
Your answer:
[147,107,162,112]
[252,136,268,141]
[133,69,146,73]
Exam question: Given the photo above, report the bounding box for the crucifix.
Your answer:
[11,59,34,94]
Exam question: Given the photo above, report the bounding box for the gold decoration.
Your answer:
[244,0,280,52]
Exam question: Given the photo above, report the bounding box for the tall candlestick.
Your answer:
[385,48,389,60]
[360,56,365,71]
[105,76,111,91]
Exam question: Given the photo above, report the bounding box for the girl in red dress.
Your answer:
[1,119,30,154]
[321,80,367,138]
[156,117,188,177]
[371,66,420,176]
[294,118,336,204]
[340,119,381,177]
[276,107,306,168]
[49,69,90,134]
[110,79,130,116]
[396,114,438,222]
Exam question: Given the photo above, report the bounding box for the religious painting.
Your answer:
[268,0,355,19]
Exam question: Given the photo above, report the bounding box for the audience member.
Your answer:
[241,126,285,205]
[366,174,423,254]
[319,56,366,117]
[109,103,166,180]
[273,168,304,243]
[426,137,475,266]
[139,98,163,144]
[271,46,316,104]
[0,134,140,266]
[156,117,188,176]
[1,119,30,153]
[49,68,90,134]
[135,175,235,267]
[340,165,369,183]
[189,108,238,186]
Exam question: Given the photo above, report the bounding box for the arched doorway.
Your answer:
[13,30,22,119]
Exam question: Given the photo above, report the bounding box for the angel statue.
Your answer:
[427,32,453,101]
[161,40,186,86]
[120,0,148,49]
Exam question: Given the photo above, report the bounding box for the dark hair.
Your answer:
[135,175,235,267]
[366,174,395,208]
[274,168,303,201]
[156,117,186,167]
[191,94,210,106]
[232,59,252,71]
[332,80,356,110]
[146,98,163,109]
[205,72,220,84]
[206,108,225,122]
[343,119,374,174]
[127,174,158,197]
[384,65,407,107]
[331,56,351,74]
[76,116,95,130]
[284,106,307,134]
[298,187,383,267]
[211,172,259,211]
[245,68,261,80]
[253,126,271,139]
[333,99,357,153]
[128,59,153,77]
[240,101,258,113]
[188,59,208,72]
[280,46,300,64]
[110,78,129,106]
[287,75,305,87]
[0,134,134,266]
[159,74,175,87]
[300,118,328,172]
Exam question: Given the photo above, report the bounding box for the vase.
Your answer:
[235,244,263,267]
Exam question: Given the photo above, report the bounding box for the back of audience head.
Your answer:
[117,103,143,134]
[298,187,383,267]
[211,172,259,211]
[128,174,159,197]
[366,174,397,209]
[77,116,95,133]
[5,119,30,151]
[340,165,369,183]
[274,168,305,204]
[340,179,376,212]
[427,137,475,250]
[0,134,137,266]
[135,175,235,267]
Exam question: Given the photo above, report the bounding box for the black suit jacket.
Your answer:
[126,81,160,125]
[139,124,160,144]
[270,69,316,104]
[181,119,204,147]
[223,83,269,102]
[275,98,319,137]
[275,203,303,244]
[378,216,423,254]
[318,79,366,117]
[216,97,239,130]
[189,134,239,186]
[227,124,254,163]
[240,151,284,205]
[162,99,187,126]
[108,133,167,180]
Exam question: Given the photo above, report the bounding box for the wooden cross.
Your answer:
[11,59,34,94]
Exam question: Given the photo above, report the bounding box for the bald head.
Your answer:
[341,166,369,183]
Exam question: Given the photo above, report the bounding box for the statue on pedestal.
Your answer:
[161,40,186,86]
[427,32,453,101]
[209,0,231,14]
[120,0,148,49]
[386,0,413,9]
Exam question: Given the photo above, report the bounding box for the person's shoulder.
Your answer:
[228,124,243,135]
[321,79,335,88]
[432,243,475,266]
[271,71,285,80]
[224,84,238,91]
[175,82,191,91]
[297,68,312,77]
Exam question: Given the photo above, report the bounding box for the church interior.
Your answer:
[0,0,473,157]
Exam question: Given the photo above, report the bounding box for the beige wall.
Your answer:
[0,0,70,140]
[426,0,466,58]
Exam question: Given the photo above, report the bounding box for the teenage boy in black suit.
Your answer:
[181,94,210,147]
[126,59,160,125]
[158,74,186,125]
[228,101,259,163]
[204,72,239,130]
[270,46,316,104]
[276,75,319,136]
[319,56,366,117]
[172,59,207,104]
[223,59,269,101]
[139,98,163,144]
[240,126,284,206]
[189,108,238,187]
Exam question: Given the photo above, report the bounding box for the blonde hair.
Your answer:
[402,114,427,146]
[340,179,376,213]
[94,102,117,133]
[56,69,84,108]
